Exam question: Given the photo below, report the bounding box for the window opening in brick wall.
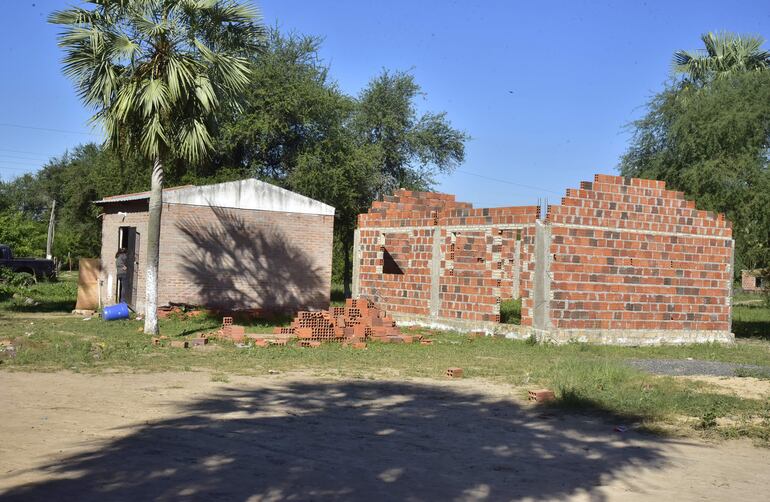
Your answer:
[382,249,405,275]
[499,298,522,324]
[381,232,409,275]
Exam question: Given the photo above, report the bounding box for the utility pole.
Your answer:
[46,200,56,260]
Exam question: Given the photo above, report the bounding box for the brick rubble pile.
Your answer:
[277,299,417,344]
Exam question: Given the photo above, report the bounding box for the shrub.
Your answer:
[761,268,770,308]
[500,298,522,324]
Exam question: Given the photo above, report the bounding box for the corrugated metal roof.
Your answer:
[93,186,191,204]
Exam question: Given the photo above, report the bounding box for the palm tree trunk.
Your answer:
[144,157,163,335]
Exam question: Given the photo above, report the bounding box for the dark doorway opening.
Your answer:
[117,226,139,308]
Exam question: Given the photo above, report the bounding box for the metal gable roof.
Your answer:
[94,179,335,216]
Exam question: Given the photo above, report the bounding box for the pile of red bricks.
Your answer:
[275,299,415,344]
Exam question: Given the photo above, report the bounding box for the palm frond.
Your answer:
[193,74,218,112]
[49,8,102,25]
[109,33,142,60]
[140,115,169,158]
[140,78,171,117]
[52,0,265,164]
[166,54,196,100]
[177,119,213,165]
[673,31,770,84]
[113,81,139,120]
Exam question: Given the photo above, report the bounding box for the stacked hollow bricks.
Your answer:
[273,298,411,343]
[538,174,732,332]
[357,190,539,323]
[356,174,733,334]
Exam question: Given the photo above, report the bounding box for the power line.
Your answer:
[0,148,54,158]
[455,169,563,195]
[0,165,35,172]
[0,159,42,167]
[0,122,100,137]
[0,153,49,162]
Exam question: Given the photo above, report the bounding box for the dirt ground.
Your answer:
[680,375,770,400]
[1,372,768,501]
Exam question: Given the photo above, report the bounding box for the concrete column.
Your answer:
[727,238,735,334]
[512,239,521,299]
[429,227,442,317]
[532,220,552,332]
[351,228,361,298]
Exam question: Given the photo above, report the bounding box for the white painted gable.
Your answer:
[163,179,335,216]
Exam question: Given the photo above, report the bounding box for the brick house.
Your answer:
[353,174,734,345]
[741,269,764,292]
[95,179,335,315]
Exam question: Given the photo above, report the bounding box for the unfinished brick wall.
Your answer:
[354,174,735,344]
[354,190,539,325]
[532,174,733,341]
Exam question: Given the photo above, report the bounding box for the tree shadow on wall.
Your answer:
[1,380,674,501]
[176,206,327,313]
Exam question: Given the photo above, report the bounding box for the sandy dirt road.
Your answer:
[0,371,768,501]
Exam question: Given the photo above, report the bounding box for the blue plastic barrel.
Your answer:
[103,302,130,321]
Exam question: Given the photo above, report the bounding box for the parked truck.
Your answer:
[0,245,56,279]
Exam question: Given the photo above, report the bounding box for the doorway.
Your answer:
[117,226,139,308]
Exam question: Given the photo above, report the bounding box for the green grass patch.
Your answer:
[500,298,521,324]
[733,304,770,340]
[330,283,346,307]
[3,276,770,442]
[3,313,770,441]
[0,272,78,313]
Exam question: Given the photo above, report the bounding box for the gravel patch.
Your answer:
[626,359,770,378]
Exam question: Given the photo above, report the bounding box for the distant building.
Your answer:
[95,179,335,315]
[741,269,765,292]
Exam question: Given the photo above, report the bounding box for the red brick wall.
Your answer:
[356,176,733,340]
[741,270,761,292]
[356,189,539,323]
[518,225,538,327]
[101,202,333,314]
[543,174,733,332]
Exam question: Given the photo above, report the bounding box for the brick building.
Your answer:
[741,270,764,292]
[353,174,734,345]
[95,179,335,315]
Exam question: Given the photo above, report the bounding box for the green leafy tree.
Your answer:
[51,0,265,334]
[673,32,770,85]
[621,33,770,275]
[355,70,467,195]
[214,31,381,292]
[0,211,47,258]
[214,35,467,293]
[215,30,349,182]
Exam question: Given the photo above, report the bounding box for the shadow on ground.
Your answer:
[733,319,770,341]
[1,380,670,501]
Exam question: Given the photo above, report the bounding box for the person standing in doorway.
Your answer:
[115,248,128,303]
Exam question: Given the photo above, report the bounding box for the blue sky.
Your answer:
[1,1,768,207]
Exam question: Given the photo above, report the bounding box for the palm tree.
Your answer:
[51,0,266,334]
[673,31,770,84]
